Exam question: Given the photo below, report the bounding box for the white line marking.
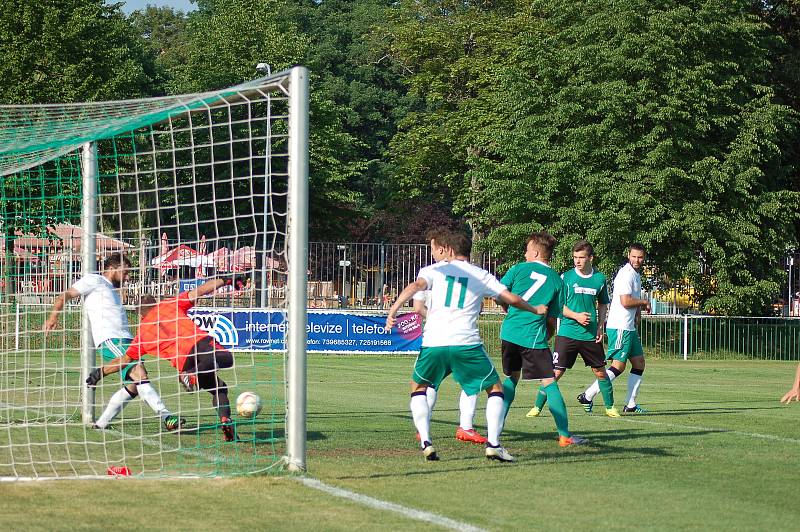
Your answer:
[616,417,800,444]
[296,477,487,532]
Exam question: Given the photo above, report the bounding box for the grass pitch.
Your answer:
[2,356,800,531]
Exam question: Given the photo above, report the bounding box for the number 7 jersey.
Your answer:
[499,261,564,349]
[417,259,508,347]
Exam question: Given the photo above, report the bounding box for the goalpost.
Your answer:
[0,67,309,479]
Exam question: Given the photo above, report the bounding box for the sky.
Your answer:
[118,0,197,14]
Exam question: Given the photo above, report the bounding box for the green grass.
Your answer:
[2,356,800,530]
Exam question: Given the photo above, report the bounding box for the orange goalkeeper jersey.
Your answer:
[126,292,208,371]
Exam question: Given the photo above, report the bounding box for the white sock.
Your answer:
[486,394,504,447]
[459,391,478,430]
[626,373,643,408]
[586,369,618,401]
[425,387,437,425]
[410,393,431,447]
[95,388,135,428]
[136,381,171,420]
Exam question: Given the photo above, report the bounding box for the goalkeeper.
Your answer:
[86,276,245,442]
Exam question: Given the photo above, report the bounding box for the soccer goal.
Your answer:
[0,67,309,480]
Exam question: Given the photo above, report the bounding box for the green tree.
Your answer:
[163,0,365,239]
[386,0,528,248]
[473,0,799,314]
[0,0,157,103]
[296,0,417,217]
[128,5,190,96]
[0,0,158,295]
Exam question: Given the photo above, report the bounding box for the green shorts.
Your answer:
[606,329,644,363]
[99,338,137,383]
[412,344,499,396]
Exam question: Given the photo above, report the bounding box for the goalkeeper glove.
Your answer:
[85,368,103,387]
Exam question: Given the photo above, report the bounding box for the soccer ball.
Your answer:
[236,391,262,418]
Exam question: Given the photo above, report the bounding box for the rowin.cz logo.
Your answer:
[191,314,239,346]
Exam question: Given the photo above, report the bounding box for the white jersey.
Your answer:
[71,274,132,347]
[606,263,641,331]
[412,289,431,307]
[417,260,506,347]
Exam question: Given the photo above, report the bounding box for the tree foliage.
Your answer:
[0,0,156,103]
[470,0,799,314]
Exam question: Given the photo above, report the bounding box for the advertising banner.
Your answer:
[187,309,422,354]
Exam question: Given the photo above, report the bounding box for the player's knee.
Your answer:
[129,364,146,380]
[631,367,644,376]
[592,367,607,379]
[631,357,645,371]
[487,389,504,399]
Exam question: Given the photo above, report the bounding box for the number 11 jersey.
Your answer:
[417,259,507,347]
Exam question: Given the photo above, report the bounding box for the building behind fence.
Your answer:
[3,240,799,317]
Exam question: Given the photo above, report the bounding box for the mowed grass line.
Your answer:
[2,357,800,530]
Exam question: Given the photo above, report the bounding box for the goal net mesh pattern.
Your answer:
[0,70,301,479]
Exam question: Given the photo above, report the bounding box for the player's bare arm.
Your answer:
[188,276,245,302]
[620,294,650,312]
[547,316,557,340]
[412,298,427,318]
[43,287,82,332]
[596,303,608,342]
[497,290,547,315]
[385,278,427,329]
[563,305,591,326]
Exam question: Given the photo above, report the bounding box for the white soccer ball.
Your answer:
[236,391,262,418]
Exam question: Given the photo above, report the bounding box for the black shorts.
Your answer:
[553,335,606,370]
[501,340,555,380]
[183,337,234,390]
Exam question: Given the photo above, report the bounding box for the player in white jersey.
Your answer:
[578,244,651,413]
[413,282,486,445]
[386,231,547,462]
[44,253,182,431]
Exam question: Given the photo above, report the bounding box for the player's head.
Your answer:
[525,231,557,262]
[138,294,157,316]
[572,240,594,271]
[103,253,132,288]
[425,227,451,262]
[445,231,472,259]
[627,243,646,270]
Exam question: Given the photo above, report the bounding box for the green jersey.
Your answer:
[499,261,564,349]
[558,268,610,341]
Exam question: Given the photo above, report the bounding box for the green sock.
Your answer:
[598,377,614,408]
[534,387,547,410]
[544,381,570,437]
[502,377,517,421]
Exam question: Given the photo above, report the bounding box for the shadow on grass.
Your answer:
[332,444,675,481]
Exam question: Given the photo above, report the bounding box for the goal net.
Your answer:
[0,67,309,480]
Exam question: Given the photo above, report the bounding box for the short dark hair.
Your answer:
[629,243,646,254]
[446,231,472,257]
[527,231,557,260]
[104,252,131,271]
[425,227,450,247]
[572,239,594,256]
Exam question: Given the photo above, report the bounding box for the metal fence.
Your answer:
[477,314,800,361]
[306,242,500,309]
